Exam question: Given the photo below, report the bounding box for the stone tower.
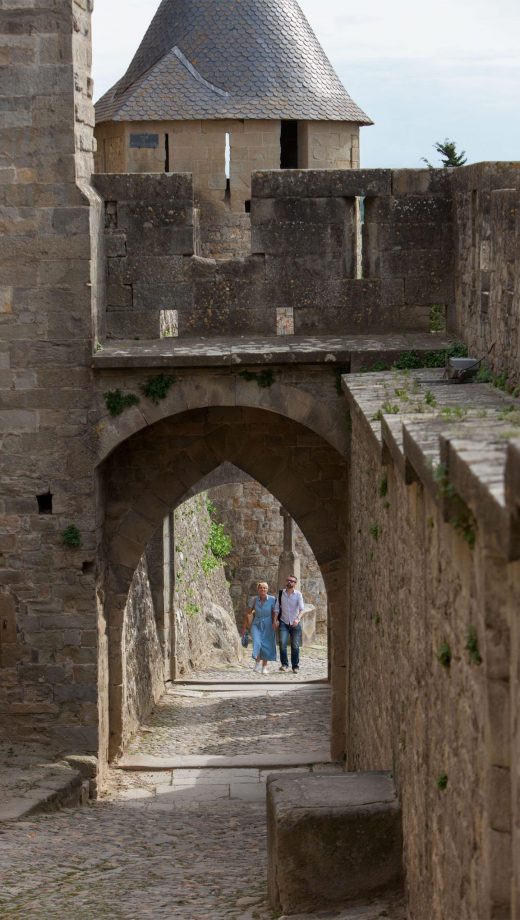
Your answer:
[94,0,372,256]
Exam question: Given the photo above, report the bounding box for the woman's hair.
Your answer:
[257,581,268,590]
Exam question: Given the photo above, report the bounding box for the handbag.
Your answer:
[241,630,250,648]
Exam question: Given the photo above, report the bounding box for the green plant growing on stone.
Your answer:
[382,400,399,415]
[238,369,274,388]
[360,360,391,373]
[426,516,435,528]
[437,772,449,791]
[104,389,140,417]
[62,524,82,548]
[433,463,456,499]
[205,498,217,517]
[369,523,380,540]
[497,405,520,426]
[430,303,447,333]
[476,365,494,384]
[202,521,232,574]
[425,389,437,408]
[437,641,452,669]
[141,373,176,405]
[452,508,477,549]
[371,409,383,422]
[185,602,200,616]
[378,474,388,498]
[465,626,482,665]
[441,405,467,420]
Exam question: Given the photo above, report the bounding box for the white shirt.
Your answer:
[275,589,304,626]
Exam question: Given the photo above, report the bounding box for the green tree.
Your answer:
[422,138,467,168]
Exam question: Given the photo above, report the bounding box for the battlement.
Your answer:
[92,167,454,342]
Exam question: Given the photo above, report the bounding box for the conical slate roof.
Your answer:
[96,0,372,123]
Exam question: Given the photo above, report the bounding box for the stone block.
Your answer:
[0,592,17,644]
[267,771,403,913]
[251,222,347,257]
[251,169,392,199]
[133,282,192,312]
[108,254,185,285]
[251,196,348,225]
[92,173,193,202]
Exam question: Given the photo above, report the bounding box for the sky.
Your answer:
[92,0,520,168]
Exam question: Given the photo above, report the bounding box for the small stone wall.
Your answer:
[208,480,327,634]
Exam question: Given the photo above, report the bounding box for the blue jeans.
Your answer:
[279,622,302,669]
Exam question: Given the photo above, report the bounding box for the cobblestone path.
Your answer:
[0,663,405,920]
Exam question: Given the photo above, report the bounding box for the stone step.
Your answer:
[267,771,403,915]
[116,750,333,771]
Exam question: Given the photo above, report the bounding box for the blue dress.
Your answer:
[250,595,277,662]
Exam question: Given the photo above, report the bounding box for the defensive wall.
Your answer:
[1,2,520,917]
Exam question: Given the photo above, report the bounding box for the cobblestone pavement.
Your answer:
[125,684,330,759]
[0,661,405,920]
[186,643,328,683]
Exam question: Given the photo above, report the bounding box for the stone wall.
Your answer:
[120,555,164,749]
[452,163,520,388]
[0,0,101,756]
[173,494,241,676]
[208,480,327,634]
[93,167,454,340]
[345,376,520,920]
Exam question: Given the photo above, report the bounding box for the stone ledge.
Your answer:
[267,771,403,914]
[0,762,85,823]
[92,333,454,369]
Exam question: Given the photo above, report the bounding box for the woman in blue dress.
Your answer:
[243,581,278,675]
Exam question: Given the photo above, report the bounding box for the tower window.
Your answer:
[280,121,298,169]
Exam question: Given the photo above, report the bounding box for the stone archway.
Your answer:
[98,405,349,764]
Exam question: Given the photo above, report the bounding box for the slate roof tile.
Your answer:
[96,0,371,124]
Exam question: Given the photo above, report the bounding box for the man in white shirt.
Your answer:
[275,575,305,673]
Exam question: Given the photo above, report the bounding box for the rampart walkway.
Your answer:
[0,660,405,920]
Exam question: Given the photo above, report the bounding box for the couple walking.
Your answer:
[243,575,304,675]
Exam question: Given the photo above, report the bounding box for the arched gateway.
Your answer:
[96,383,350,763]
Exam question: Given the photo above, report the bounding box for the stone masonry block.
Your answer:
[92,173,193,202]
[251,196,348,225]
[267,771,403,914]
[133,282,192,313]
[251,169,392,199]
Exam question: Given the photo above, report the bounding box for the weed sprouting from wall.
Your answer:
[238,369,274,388]
[465,626,482,665]
[141,373,176,405]
[437,641,452,669]
[369,523,380,540]
[62,525,82,548]
[104,389,140,417]
[433,463,456,499]
[452,509,477,548]
[437,773,448,791]
[201,521,233,574]
[185,602,200,616]
[378,474,388,498]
